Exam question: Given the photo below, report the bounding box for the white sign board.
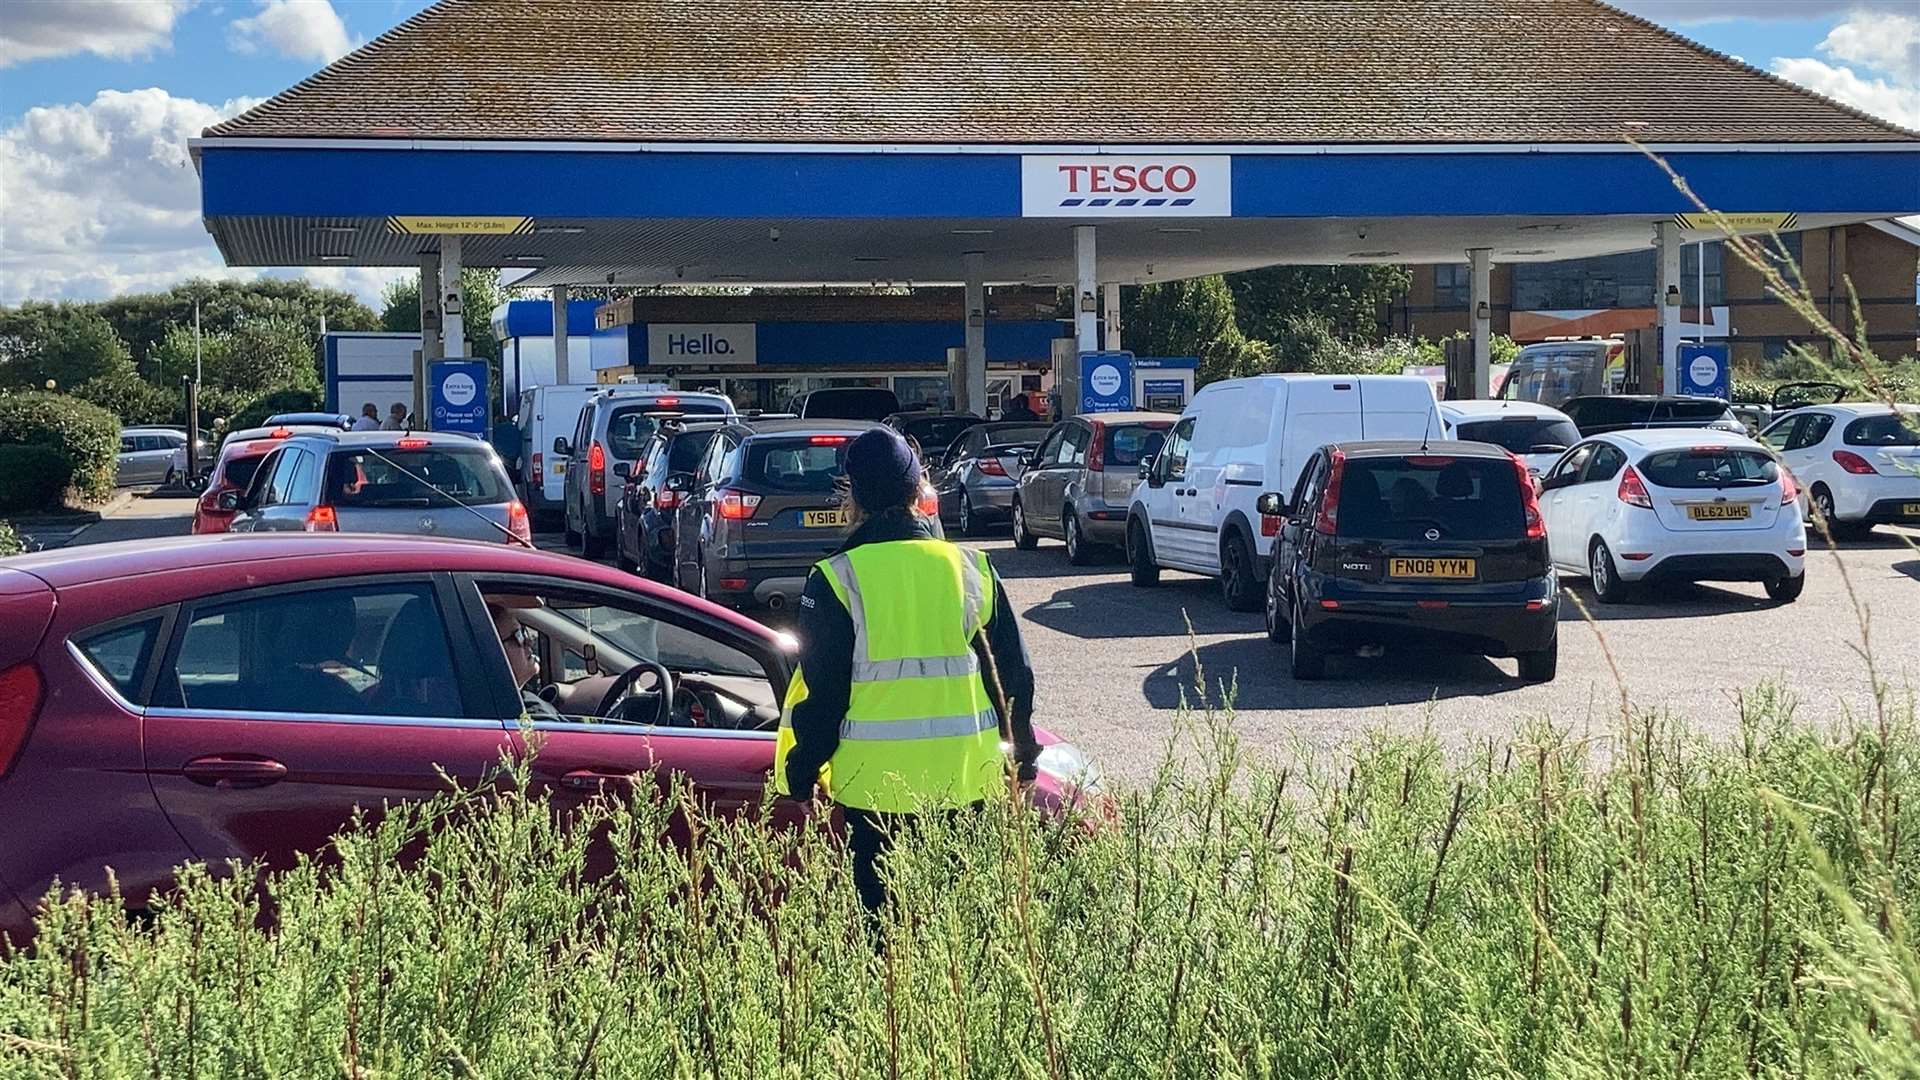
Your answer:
[1021,156,1231,217]
[646,323,757,366]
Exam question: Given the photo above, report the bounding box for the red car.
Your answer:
[0,534,1093,946]
[192,425,309,534]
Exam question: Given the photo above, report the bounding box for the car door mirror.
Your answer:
[553,436,572,457]
[667,474,691,493]
[613,461,632,479]
[1138,454,1157,483]
[1256,492,1288,517]
[216,490,242,512]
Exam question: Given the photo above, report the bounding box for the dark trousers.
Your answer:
[841,803,981,925]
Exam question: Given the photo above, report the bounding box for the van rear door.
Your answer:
[1277,379,1360,502]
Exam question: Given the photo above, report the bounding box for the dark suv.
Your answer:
[613,419,724,580]
[673,419,942,611]
[1561,395,1744,438]
[1263,440,1557,682]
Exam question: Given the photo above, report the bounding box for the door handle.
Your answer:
[182,755,287,789]
[559,768,641,791]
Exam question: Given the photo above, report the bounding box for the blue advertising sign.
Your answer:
[1079,350,1134,414]
[428,359,490,437]
[1677,343,1731,401]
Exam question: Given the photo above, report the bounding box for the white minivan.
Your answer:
[517,384,595,524]
[1127,374,1444,610]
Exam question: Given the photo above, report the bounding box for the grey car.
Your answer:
[223,431,529,544]
[115,427,190,486]
[558,388,735,557]
[933,421,1052,536]
[1012,413,1171,564]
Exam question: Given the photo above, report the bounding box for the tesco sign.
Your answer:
[1022,155,1231,218]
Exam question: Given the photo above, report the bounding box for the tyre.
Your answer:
[1264,562,1291,644]
[1811,486,1869,541]
[957,492,979,538]
[1011,499,1038,550]
[614,535,637,573]
[582,520,608,559]
[1589,538,1632,605]
[1764,573,1805,603]
[1127,520,1161,587]
[1289,596,1326,680]
[562,498,583,548]
[1517,638,1558,682]
[1064,511,1094,566]
[1219,531,1262,612]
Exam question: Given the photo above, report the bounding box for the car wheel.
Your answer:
[1517,637,1558,682]
[1265,561,1291,644]
[1065,511,1094,566]
[1764,573,1805,603]
[1810,486,1868,541]
[957,492,978,537]
[563,502,582,548]
[1128,520,1161,587]
[163,466,177,487]
[614,530,638,572]
[581,520,608,559]
[1011,500,1038,550]
[1589,538,1632,604]
[1289,595,1326,680]
[1219,531,1262,612]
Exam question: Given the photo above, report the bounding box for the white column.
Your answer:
[1468,247,1493,399]
[439,234,467,358]
[1656,222,1682,394]
[1074,226,1098,353]
[1103,282,1121,351]
[551,284,571,385]
[415,254,442,419]
[962,251,987,416]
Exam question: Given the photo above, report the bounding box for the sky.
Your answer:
[1,0,1917,309]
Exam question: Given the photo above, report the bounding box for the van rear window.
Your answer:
[1336,457,1524,540]
[1637,448,1778,489]
[609,403,726,458]
[744,438,849,494]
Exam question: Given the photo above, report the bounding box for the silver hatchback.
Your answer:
[223,431,530,545]
[1011,413,1171,564]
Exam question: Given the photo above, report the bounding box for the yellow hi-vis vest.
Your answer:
[774,539,1004,813]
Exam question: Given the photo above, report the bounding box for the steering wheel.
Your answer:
[595,659,675,726]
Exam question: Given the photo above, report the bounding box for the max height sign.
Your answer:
[1021,156,1232,217]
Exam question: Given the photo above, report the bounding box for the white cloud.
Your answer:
[227,0,355,63]
[0,0,194,68]
[1769,11,1920,131]
[1815,10,1920,80]
[1772,56,1920,127]
[0,88,401,307]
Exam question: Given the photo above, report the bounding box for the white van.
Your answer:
[517,384,596,522]
[1127,374,1443,610]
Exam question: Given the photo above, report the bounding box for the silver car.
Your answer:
[223,431,529,544]
[115,427,189,486]
[934,421,1052,536]
[1011,413,1171,564]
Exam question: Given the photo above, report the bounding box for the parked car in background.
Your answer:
[1439,399,1579,477]
[192,424,334,534]
[515,384,595,526]
[934,421,1053,536]
[1495,339,1624,407]
[222,430,529,545]
[613,419,725,580]
[1128,374,1444,611]
[116,427,191,487]
[558,388,735,557]
[1263,440,1558,681]
[1537,429,1805,603]
[1012,412,1171,564]
[792,387,900,421]
[1760,403,1920,539]
[1560,395,1744,438]
[674,419,942,610]
[885,411,981,468]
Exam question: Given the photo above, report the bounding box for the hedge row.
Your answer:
[0,392,121,508]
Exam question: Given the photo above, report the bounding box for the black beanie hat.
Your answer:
[844,428,922,511]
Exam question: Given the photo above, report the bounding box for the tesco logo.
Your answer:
[1022,155,1230,218]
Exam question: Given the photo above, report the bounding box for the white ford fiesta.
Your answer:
[1537,429,1806,604]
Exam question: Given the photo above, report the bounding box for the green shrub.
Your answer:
[0,521,22,557]
[70,369,178,426]
[0,445,72,513]
[228,386,324,431]
[0,392,119,504]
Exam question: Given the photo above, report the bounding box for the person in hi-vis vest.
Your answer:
[776,428,1040,922]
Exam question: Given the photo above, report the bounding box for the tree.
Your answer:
[0,303,135,390]
[380,270,503,362]
[1226,266,1411,344]
[1122,277,1270,385]
[206,319,321,394]
[95,279,378,371]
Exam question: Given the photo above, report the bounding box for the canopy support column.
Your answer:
[551,284,570,385]
[1468,247,1492,399]
[415,253,443,419]
[439,235,467,358]
[1656,221,1682,394]
[962,251,986,416]
[1103,282,1121,351]
[1075,226,1098,353]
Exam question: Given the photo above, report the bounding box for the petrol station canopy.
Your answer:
[192,0,1920,287]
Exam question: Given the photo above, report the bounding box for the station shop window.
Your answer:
[1512,244,1725,311]
[1433,264,1470,307]
[893,377,948,409]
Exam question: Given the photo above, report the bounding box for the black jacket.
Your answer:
[784,507,1039,799]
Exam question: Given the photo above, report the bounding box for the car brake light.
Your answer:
[395,437,430,450]
[977,457,1008,477]
[1832,450,1876,475]
[0,663,44,778]
[588,441,607,495]
[1087,423,1106,473]
[268,427,291,438]
[656,397,680,407]
[809,435,848,446]
[1407,455,1456,467]
[1778,467,1799,507]
[1261,512,1281,537]
[1512,452,1545,539]
[506,500,532,545]
[716,489,762,520]
[1313,450,1346,536]
[654,489,682,510]
[305,505,338,532]
[1616,465,1653,509]
[916,484,940,518]
[531,451,543,477]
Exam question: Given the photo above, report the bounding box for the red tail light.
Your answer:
[1778,467,1799,507]
[506,500,532,545]
[395,437,430,450]
[716,489,762,520]
[304,505,338,532]
[916,484,940,517]
[1087,423,1106,473]
[1616,465,1653,509]
[531,451,543,478]
[976,457,1008,477]
[1313,450,1346,536]
[809,435,848,446]
[267,427,292,438]
[654,489,682,510]
[0,663,43,779]
[656,396,680,407]
[588,441,607,495]
[1512,452,1546,540]
[1832,450,1876,475]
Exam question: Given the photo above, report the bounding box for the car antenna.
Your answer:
[1419,406,1436,452]
[358,444,536,549]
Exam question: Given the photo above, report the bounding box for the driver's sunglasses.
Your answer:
[499,625,534,651]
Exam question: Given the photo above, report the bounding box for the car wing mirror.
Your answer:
[1138,454,1158,483]
[216,490,242,511]
[613,461,632,479]
[1256,492,1288,517]
[667,474,692,493]
[553,437,571,457]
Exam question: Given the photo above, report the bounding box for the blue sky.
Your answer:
[2,1,1916,306]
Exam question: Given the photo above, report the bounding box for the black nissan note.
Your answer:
[1263,440,1558,682]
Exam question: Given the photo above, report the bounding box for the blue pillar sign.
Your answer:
[1079,350,1134,414]
[1677,343,1730,401]
[429,359,490,436]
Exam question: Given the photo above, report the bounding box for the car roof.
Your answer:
[1329,439,1513,459]
[1077,411,1175,425]
[737,419,884,438]
[1602,428,1764,452]
[287,431,500,449]
[1440,400,1570,420]
[1806,402,1918,417]
[1563,394,1723,405]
